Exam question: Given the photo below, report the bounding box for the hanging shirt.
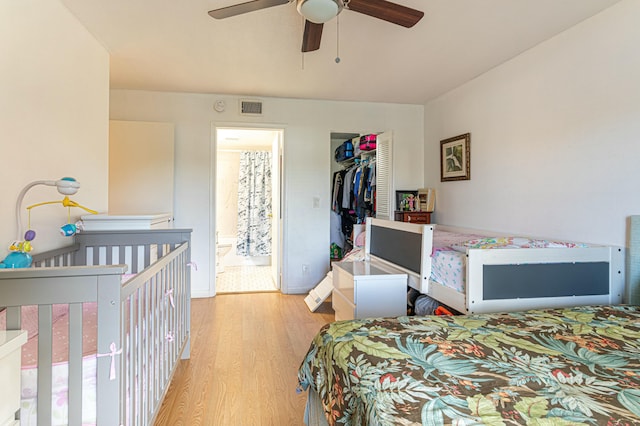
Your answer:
[342,167,356,210]
[332,171,343,212]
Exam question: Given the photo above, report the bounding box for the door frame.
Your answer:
[210,123,285,296]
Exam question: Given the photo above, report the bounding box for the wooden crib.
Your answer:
[0,228,192,426]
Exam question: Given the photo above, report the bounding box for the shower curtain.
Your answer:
[236,151,272,256]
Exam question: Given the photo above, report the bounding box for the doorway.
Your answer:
[214,126,283,294]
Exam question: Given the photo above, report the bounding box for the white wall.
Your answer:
[424,0,640,247]
[109,91,424,296]
[216,150,242,239]
[0,0,109,254]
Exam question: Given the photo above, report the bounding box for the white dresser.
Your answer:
[332,261,407,321]
[0,330,28,426]
[81,213,173,230]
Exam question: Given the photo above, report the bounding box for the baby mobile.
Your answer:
[0,177,97,269]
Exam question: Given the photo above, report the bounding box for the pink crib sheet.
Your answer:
[0,304,99,425]
[0,303,98,367]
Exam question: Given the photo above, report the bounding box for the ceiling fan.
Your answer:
[208,0,424,53]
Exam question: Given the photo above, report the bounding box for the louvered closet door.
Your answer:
[375,131,393,220]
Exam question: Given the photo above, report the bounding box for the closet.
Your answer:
[330,131,392,259]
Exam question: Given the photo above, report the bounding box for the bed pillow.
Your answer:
[451,237,588,252]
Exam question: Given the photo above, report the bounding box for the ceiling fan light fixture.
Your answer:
[297,0,343,24]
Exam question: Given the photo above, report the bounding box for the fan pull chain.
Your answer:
[335,15,341,64]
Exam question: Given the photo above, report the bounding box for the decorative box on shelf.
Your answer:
[394,211,431,224]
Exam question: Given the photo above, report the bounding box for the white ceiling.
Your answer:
[61,0,620,105]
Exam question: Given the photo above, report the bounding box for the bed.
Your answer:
[366,219,624,314]
[298,304,640,425]
[0,228,192,426]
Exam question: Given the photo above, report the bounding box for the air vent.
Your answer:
[240,100,263,115]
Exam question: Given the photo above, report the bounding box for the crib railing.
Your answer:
[0,229,191,426]
[118,241,190,425]
[1,264,126,425]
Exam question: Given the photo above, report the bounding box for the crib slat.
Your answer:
[162,269,168,397]
[105,245,113,265]
[136,287,143,425]
[128,297,135,426]
[119,245,126,266]
[151,275,158,409]
[144,281,151,424]
[132,247,139,274]
[118,299,127,424]
[96,274,122,426]
[145,276,158,412]
[144,244,151,270]
[151,276,157,420]
[37,305,53,426]
[92,245,100,266]
[6,306,21,330]
[165,265,172,378]
[68,303,83,426]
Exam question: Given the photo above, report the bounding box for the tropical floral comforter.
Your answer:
[297,305,640,425]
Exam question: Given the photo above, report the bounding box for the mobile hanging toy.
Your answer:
[0,177,97,269]
[26,192,96,237]
[0,230,36,269]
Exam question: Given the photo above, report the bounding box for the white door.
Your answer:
[271,132,283,289]
[213,126,283,294]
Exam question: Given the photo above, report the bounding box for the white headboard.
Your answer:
[365,217,432,292]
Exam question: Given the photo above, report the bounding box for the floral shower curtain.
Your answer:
[236,151,272,256]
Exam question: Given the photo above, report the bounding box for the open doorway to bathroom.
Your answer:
[214,126,283,293]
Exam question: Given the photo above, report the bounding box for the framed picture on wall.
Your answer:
[440,133,471,182]
[396,190,418,211]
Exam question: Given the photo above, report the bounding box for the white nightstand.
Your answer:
[332,261,408,321]
[0,330,28,426]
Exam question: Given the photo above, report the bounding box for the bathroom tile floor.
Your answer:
[216,265,278,293]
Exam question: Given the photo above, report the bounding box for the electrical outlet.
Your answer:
[302,264,309,275]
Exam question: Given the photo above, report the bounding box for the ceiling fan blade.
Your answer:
[208,0,290,19]
[346,0,423,28]
[301,20,324,52]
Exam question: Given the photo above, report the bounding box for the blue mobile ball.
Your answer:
[24,230,36,241]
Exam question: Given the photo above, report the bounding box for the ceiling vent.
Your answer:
[240,100,263,116]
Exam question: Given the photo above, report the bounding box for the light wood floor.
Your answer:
[154,292,334,425]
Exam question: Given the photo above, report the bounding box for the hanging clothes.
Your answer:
[342,167,356,210]
[332,153,378,244]
[331,170,345,212]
